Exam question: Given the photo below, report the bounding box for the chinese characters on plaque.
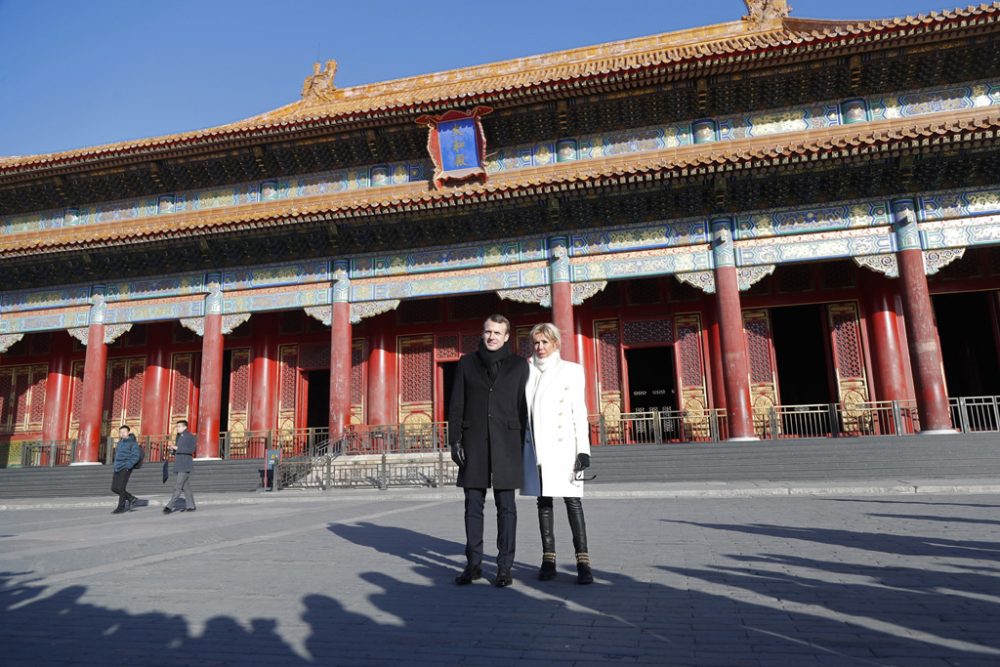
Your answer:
[416,107,492,189]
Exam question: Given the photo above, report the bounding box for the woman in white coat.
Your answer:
[522,322,593,584]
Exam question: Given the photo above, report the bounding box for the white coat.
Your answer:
[521,354,591,498]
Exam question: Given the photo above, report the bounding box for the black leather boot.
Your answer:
[494,566,513,588]
[537,497,557,580]
[566,498,593,584]
[455,564,482,585]
[576,554,594,585]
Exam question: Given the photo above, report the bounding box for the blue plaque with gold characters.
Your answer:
[416,107,492,189]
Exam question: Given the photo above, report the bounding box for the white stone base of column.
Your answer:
[726,436,760,442]
[70,461,103,466]
[195,457,223,461]
[917,429,958,436]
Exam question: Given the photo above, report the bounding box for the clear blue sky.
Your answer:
[0,0,955,157]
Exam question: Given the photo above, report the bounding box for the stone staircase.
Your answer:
[589,432,1000,484]
[1,433,997,499]
[0,459,264,500]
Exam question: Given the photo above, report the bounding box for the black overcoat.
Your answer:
[448,352,529,489]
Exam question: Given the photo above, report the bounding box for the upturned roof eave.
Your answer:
[1,3,998,179]
[2,106,997,259]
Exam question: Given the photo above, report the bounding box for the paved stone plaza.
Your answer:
[1,488,999,666]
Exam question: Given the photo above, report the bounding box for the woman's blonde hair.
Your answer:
[529,322,561,350]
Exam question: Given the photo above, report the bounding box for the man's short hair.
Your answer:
[484,314,511,334]
[118,425,131,433]
[175,419,188,427]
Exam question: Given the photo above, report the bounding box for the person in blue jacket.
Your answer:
[111,425,141,514]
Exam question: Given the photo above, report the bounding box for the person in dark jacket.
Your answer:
[111,425,141,514]
[448,314,529,587]
[163,420,197,513]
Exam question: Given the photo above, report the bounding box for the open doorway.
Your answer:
[439,361,458,421]
[934,291,1000,396]
[624,346,677,412]
[770,304,833,405]
[305,369,331,429]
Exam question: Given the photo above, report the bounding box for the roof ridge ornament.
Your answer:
[742,0,791,30]
[301,60,339,103]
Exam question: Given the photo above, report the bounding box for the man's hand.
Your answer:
[450,443,466,467]
[574,453,591,471]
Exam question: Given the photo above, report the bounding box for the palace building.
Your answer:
[2,0,1000,467]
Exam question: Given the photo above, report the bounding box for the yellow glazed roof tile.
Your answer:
[1,3,997,175]
[3,106,997,256]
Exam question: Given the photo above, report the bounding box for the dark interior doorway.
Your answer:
[933,292,1000,396]
[220,350,232,432]
[624,346,677,412]
[771,304,833,405]
[306,369,330,429]
[440,361,458,420]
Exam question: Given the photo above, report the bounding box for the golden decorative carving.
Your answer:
[743,0,791,28]
[301,60,339,103]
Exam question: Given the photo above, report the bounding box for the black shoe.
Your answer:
[495,568,513,588]
[454,565,482,585]
[162,507,173,514]
[112,507,126,514]
[185,507,197,512]
[538,560,557,581]
[576,562,594,585]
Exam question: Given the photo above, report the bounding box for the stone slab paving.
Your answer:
[1,489,999,666]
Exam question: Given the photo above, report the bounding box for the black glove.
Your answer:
[574,453,591,471]
[450,443,466,467]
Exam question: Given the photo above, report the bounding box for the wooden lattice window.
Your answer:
[0,363,49,434]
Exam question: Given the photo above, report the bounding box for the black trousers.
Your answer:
[537,496,588,555]
[463,488,516,569]
[110,469,135,508]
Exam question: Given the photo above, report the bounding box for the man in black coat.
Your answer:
[163,420,197,514]
[448,314,529,587]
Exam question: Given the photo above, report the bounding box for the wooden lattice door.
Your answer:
[398,334,434,425]
[742,309,780,437]
[104,357,145,433]
[674,313,710,435]
[227,348,252,437]
[827,302,872,431]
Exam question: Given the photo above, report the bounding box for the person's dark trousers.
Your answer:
[537,496,589,554]
[464,488,517,569]
[537,496,556,555]
[110,469,135,510]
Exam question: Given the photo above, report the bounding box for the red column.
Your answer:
[74,323,107,464]
[196,312,224,458]
[892,199,952,433]
[367,321,394,425]
[711,218,755,440]
[861,273,911,402]
[549,237,577,363]
[551,281,577,363]
[250,313,279,432]
[706,302,727,411]
[42,331,73,443]
[141,323,171,437]
[329,301,352,438]
[576,317,598,414]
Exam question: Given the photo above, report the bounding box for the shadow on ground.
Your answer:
[2,515,999,665]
